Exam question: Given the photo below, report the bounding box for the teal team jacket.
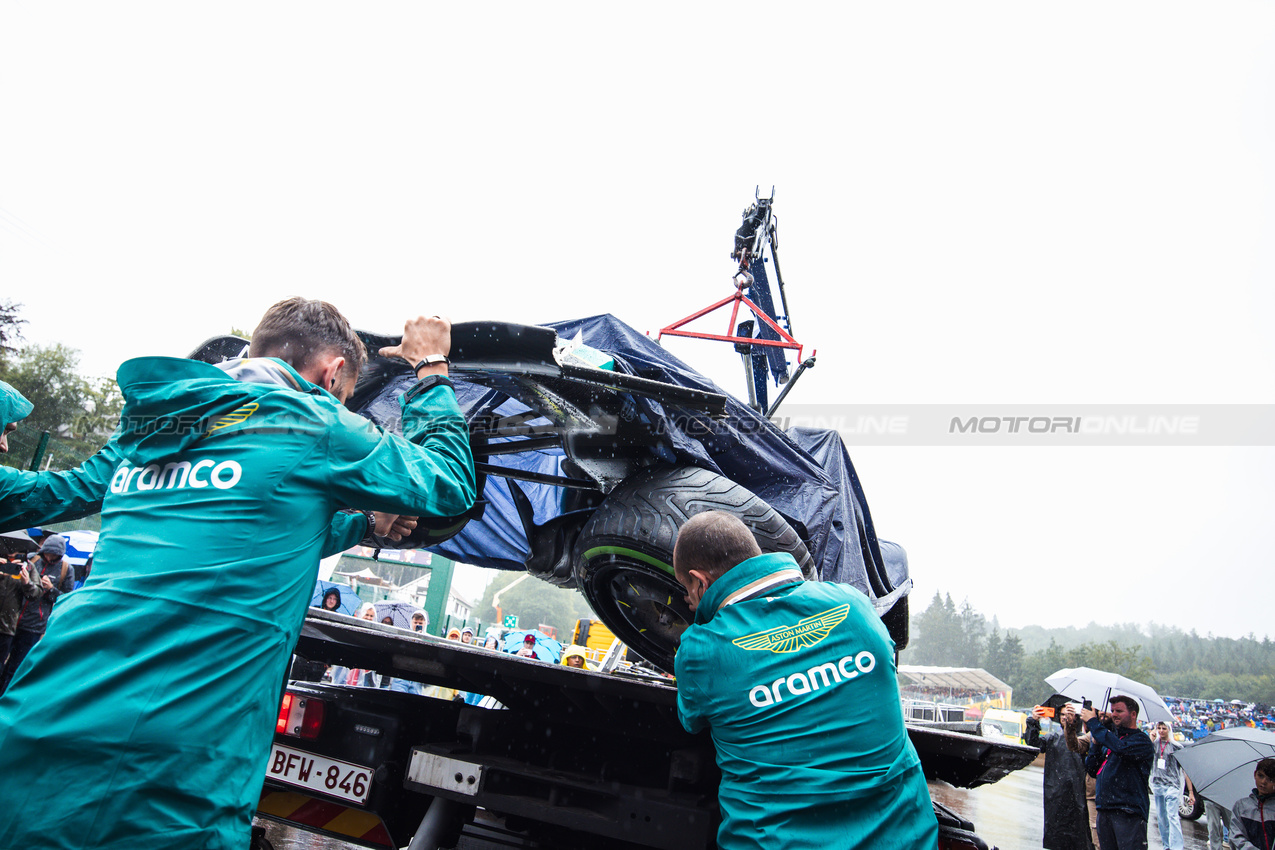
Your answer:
[0,357,475,850]
[675,552,938,849]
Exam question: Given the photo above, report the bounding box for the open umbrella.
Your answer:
[501,629,563,663]
[1045,666,1173,724]
[373,601,424,630]
[59,530,99,566]
[1176,726,1275,811]
[0,529,38,555]
[309,580,364,615]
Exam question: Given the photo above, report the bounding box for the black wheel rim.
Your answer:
[582,558,692,671]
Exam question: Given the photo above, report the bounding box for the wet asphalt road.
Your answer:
[930,761,1217,850]
[257,762,1223,849]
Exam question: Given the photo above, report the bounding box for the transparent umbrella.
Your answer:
[1044,666,1173,724]
[373,601,423,630]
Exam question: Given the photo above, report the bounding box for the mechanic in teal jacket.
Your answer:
[2,375,369,553]
[674,511,937,849]
[0,379,34,456]
[0,300,476,850]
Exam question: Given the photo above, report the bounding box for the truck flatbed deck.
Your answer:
[257,610,1037,849]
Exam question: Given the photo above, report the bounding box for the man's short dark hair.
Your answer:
[1109,695,1140,717]
[1256,758,1275,779]
[673,511,763,580]
[249,297,366,381]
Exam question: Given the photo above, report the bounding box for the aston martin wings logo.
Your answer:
[732,604,850,653]
[206,403,260,435]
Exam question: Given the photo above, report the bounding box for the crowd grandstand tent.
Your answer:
[897,666,1013,715]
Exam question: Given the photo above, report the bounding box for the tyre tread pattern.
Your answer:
[573,465,815,671]
[579,465,815,578]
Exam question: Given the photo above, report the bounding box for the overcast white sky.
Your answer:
[3,2,1273,639]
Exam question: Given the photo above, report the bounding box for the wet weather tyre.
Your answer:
[1179,790,1204,821]
[572,465,814,673]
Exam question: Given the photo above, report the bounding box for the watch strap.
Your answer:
[413,354,450,372]
[404,374,455,403]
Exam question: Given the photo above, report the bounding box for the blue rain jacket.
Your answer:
[1084,718,1154,819]
[0,356,474,850]
[675,552,936,849]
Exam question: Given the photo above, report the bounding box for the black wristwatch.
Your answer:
[403,374,454,403]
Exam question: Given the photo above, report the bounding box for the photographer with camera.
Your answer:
[1026,698,1094,850]
[1082,696,1155,850]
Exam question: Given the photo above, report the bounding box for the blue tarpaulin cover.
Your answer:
[356,314,909,613]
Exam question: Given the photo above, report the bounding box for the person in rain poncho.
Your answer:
[0,379,33,458]
[673,511,937,850]
[1025,700,1094,850]
[1149,720,1195,850]
[561,645,593,670]
[0,299,475,850]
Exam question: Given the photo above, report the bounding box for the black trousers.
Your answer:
[1097,808,1148,850]
[0,629,40,695]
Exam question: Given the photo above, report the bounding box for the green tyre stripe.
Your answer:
[581,546,675,577]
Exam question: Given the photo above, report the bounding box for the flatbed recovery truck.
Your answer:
[256,610,1038,850]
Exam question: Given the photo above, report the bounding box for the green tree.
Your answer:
[956,599,987,667]
[474,572,596,641]
[906,591,962,665]
[984,628,1004,678]
[69,376,124,452]
[1015,638,1070,707]
[908,590,1275,705]
[1065,640,1154,683]
[1001,633,1025,688]
[0,343,91,438]
[0,299,24,358]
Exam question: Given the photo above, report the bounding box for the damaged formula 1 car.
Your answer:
[195,313,912,674]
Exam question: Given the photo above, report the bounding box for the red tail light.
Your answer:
[276,692,326,740]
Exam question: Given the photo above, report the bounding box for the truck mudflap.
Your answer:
[260,611,1037,848]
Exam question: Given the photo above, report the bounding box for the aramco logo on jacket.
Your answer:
[732,604,877,708]
[109,457,243,493]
